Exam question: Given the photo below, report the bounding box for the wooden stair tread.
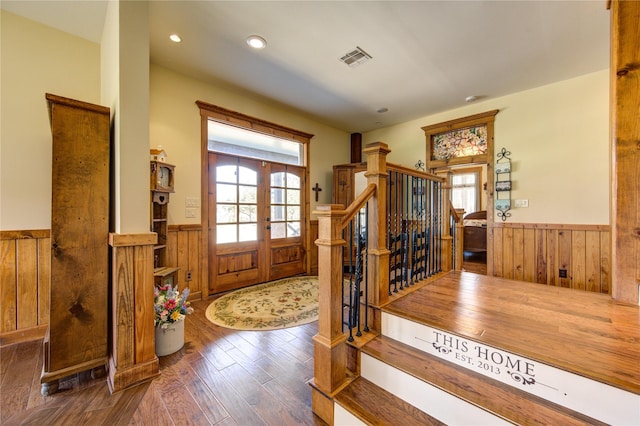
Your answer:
[362,335,606,426]
[334,376,445,426]
[383,271,640,394]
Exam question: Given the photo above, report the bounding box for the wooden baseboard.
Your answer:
[0,324,47,347]
[107,356,160,394]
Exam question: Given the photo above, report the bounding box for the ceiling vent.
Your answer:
[339,46,372,67]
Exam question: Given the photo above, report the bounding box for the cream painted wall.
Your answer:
[0,10,101,230]
[149,64,351,224]
[364,70,610,225]
[101,1,151,234]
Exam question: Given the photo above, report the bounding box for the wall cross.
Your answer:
[312,182,322,202]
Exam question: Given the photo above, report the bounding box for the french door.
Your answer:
[208,152,306,294]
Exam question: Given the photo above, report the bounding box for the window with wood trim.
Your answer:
[422,110,498,170]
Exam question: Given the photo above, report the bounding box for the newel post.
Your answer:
[441,176,453,271]
[364,142,391,331]
[310,204,348,425]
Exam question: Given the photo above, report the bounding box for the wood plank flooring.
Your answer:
[0,298,327,426]
[384,270,640,395]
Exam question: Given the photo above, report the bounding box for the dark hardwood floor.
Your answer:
[0,298,327,426]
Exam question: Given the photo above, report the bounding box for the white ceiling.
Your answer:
[2,1,610,133]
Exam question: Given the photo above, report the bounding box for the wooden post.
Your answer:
[363,142,391,330]
[107,233,160,393]
[610,0,640,304]
[441,176,453,271]
[310,204,348,425]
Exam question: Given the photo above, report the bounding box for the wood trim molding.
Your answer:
[0,230,50,240]
[196,100,314,142]
[108,233,157,247]
[197,100,314,297]
[493,222,611,231]
[168,224,203,232]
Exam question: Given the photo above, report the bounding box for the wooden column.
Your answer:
[350,132,362,163]
[441,178,454,272]
[310,204,348,425]
[107,233,160,393]
[363,142,391,330]
[610,0,640,304]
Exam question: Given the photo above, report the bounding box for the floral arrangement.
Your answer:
[154,284,194,328]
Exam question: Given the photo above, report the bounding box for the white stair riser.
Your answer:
[361,354,509,425]
[382,312,640,425]
[334,403,367,426]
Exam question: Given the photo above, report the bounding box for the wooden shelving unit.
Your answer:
[150,160,178,287]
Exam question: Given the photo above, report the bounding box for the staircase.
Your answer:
[332,272,640,425]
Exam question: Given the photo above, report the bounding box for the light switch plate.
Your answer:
[515,199,529,208]
[185,208,197,218]
[185,197,200,207]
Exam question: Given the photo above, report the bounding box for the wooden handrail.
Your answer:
[449,200,462,223]
[387,162,444,182]
[341,183,376,229]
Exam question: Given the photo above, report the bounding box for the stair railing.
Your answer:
[311,142,454,424]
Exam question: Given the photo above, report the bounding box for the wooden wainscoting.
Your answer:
[0,226,207,346]
[491,223,611,294]
[0,230,50,345]
[167,224,205,300]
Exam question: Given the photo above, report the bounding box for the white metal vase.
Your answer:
[155,319,184,356]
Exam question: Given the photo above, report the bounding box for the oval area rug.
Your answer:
[205,276,318,330]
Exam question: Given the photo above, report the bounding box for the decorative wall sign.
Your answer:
[495,180,512,192]
[495,199,511,211]
[382,312,640,425]
[495,147,512,221]
[495,162,511,174]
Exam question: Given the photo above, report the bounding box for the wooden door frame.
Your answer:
[422,110,499,275]
[196,101,313,298]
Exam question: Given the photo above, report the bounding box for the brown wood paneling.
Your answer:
[492,227,503,277]
[37,238,50,325]
[546,230,558,287]
[502,228,514,280]
[0,233,51,341]
[16,239,38,330]
[0,240,17,333]
[134,245,155,364]
[491,223,611,294]
[523,228,536,283]
[572,231,586,290]
[187,230,201,299]
[535,229,547,284]
[310,220,319,275]
[108,236,160,393]
[557,230,572,288]
[585,231,601,293]
[513,228,524,281]
[167,226,203,300]
[600,232,611,295]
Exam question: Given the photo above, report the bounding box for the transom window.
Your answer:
[208,120,303,166]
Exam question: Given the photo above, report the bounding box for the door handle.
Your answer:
[266,217,270,222]
[266,225,271,230]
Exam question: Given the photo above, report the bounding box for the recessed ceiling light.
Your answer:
[169,34,182,43]
[377,107,389,113]
[465,95,478,103]
[247,35,267,49]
